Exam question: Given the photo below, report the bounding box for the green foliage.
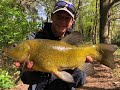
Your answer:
[0,0,40,48]
[112,31,120,46]
[75,0,99,41]
[0,69,15,89]
[114,48,120,55]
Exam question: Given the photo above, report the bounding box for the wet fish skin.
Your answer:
[3,39,118,83]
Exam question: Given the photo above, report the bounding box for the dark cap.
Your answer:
[52,0,76,19]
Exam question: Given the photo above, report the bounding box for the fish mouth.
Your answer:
[2,47,7,54]
[1,48,11,58]
[17,53,30,64]
[2,48,29,63]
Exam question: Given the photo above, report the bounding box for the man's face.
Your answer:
[52,11,74,33]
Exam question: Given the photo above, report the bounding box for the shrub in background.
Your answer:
[0,69,15,89]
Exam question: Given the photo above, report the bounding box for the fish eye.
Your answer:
[13,44,17,47]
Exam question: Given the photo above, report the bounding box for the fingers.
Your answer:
[14,62,21,68]
[27,61,33,69]
[86,56,93,63]
[14,60,34,70]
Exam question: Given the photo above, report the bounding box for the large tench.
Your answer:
[3,39,118,83]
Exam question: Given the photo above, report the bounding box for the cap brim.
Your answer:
[53,7,74,18]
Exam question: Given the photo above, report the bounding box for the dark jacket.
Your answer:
[21,22,86,90]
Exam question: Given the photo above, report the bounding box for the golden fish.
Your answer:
[3,39,118,83]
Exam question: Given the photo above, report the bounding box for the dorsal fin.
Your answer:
[61,31,84,46]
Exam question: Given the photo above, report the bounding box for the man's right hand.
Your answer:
[14,61,34,71]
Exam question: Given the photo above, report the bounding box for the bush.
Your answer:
[0,69,15,89]
[112,31,120,46]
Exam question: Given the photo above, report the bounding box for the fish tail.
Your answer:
[98,44,118,69]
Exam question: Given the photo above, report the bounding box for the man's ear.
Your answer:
[70,19,75,26]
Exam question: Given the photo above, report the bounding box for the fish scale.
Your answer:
[3,39,118,83]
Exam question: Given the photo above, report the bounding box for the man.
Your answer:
[15,1,93,90]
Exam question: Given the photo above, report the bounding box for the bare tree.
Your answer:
[99,0,120,43]
[92,0,99,44]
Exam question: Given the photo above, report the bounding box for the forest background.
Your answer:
[0,0,120,89]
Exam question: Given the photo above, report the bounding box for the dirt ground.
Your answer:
[77,63,120,90]
[9,58,120,90]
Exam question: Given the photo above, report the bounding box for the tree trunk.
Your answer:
[100,0,109,43]
[74,0,84,36]
[92,0,98,44]
[99,0,120,43]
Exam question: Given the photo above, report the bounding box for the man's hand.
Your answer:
[86,56,93,63]
[14,61,34,71]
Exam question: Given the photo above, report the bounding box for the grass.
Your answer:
[114,47,120,55]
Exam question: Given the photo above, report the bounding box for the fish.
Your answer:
[3,38,118,83]
[62,32,117,70]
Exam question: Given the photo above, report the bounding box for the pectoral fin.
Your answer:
[53,70,74,83]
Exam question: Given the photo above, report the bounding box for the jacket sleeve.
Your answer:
[26,32,36,40]
[21,71,51,85]
[72,68,86,88]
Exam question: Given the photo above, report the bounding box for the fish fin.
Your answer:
[100,54,115,69]
[61,31,84,46]
[80,63,95,76]
[53,70,74,83]
[98,44,118,69]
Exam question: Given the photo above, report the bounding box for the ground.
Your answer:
[9,58,120,90]
[77,62,120,90]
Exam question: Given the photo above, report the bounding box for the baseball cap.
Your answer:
[52,0,76,19]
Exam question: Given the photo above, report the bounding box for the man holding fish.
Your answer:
[4,0,117,90]
[9,0,116,90]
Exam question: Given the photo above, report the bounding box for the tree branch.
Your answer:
[108,0,120,10]
[112,2,120,8]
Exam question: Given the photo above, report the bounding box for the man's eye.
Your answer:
[56,14,61,17]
